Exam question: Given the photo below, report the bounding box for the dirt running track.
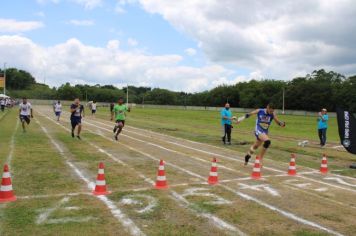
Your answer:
[34,106,356,236]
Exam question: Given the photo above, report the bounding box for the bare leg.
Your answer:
[244,139,262,165]
[77,124,82,136]
[256,133,270,166]
[22,121,26,132]
[115,122,124,140]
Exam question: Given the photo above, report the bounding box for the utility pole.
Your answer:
[142,94,145,108]
[126,84,129,106]
[282,87,285,115]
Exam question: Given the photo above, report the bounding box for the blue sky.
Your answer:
[1,1,355,91]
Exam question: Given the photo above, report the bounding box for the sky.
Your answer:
[1,0,356,92]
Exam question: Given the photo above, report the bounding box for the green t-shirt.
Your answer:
[114,104,128,121]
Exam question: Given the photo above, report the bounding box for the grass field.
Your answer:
[0,106,355,236]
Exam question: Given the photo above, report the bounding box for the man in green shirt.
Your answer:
[113,97,131,141]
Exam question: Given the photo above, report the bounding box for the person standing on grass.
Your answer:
[53,100,62,121]
[0,99,5,112]
[240,103,285,166]
[113,97,130,141]
[91,100,97,117]
[70,98,85,140]
[221,103,233,145]
[19,97,33,133]
[110,102,115,120]
[317,108,329,147]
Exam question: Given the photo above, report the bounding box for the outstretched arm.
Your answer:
[236,109,259,123]
[273,114,285,127]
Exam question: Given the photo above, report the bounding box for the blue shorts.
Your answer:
[55,111,61,116]
[20,115,31,124]
[71,116,82,128]
[255,127,269,140]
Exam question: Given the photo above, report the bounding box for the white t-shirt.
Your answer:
[0,100,5,105]
[19,102,32,116]
[92,103,97,110]
[54,103,62,112]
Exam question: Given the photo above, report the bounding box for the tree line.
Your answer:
[1,68,355,112]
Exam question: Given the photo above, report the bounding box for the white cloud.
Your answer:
[185,48,196,56]
[36,0,60,4]
[0,35,234,92]
[0,19,44,33]
[34,11,46,17]
[71,0,103,9]
[68,19,95,26]
[127,38,138,47]
[114,5,126,14]
[138,0,356,79]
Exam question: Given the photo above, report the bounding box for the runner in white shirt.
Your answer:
[53,100,62,121]
[19,97,33,132]
[91,101,97,117]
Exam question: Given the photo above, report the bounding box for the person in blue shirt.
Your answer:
[221,103,233,145]
[239,103,286,165]
[317,108,329,147]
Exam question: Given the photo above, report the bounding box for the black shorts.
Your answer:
[71,116,82,128]
[116,120,125,127]
[20,115,31,124]
[92,109,96,114]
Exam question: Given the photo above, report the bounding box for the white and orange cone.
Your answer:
[0,164,16,203]
[208,158,218,185]
[320,154,328,174]
[287,154,297,176]
[93,162,110,195]
[251,156,262,179]
[155,160,168,189]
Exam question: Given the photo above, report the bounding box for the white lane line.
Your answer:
[34,118,146,236]
[88,119,248,175]
[5,120,19,167]
[122,121,356,182]
[17,192,90,199]
[70,116,344,236]
[85,119,356,194]
[38,112,245,235]
[285,185,356,209]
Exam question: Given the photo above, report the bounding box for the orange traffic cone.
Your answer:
[208,158,218,185]
[155,160,168,189]
[320,154,328,174]
[93,162,110,195]
[0,164,16,202]
[251,156,262,179]
[287,154,297,176]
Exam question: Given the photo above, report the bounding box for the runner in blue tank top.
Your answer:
[239,103,286,166]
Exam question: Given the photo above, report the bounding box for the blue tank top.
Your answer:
[255,109,274,131]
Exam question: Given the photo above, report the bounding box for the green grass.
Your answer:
[94,107,356,176]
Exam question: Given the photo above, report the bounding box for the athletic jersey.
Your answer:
[255,109,274,132]
[54,103,62,112]
[114,104,128,121]
[70,104,84,118]
[19,102,32,116]
[92,103,97,110]
[220,108,232,125]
